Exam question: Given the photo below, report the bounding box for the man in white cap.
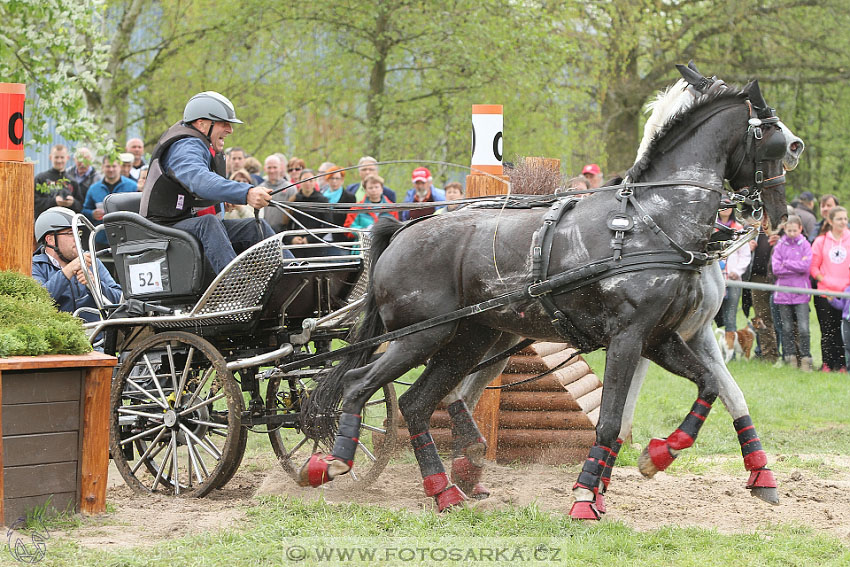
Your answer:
[140,91,283,273]
[581,163,604,189]
[401,167,445,221]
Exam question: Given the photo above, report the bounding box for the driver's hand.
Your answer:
[247,186,272,209]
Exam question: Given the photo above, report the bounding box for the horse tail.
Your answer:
[301,216,403,444]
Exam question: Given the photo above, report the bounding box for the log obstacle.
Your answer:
[394,342,602,465]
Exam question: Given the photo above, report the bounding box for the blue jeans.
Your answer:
[719,285,742,331]
[777,303,811,358]
[173,215,284,273]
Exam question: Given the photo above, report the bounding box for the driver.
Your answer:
[140,91,289,273]
[32,207,123,322]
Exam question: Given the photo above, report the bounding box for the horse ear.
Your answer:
[745,79,774,118]
[687,60,702,74]
[677,63,705,87]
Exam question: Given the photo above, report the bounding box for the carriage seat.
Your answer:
[102,192,212,303]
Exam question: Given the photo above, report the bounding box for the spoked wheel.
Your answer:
[109,331,245,497]
[266,371,398,488]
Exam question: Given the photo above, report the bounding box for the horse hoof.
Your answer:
[436,485,467,512]
[750,486,779,505]
[451,456,488,498]
[637,447,658,478]
[595,492,606,514]
[569,500,601,521]
[297,453,350,487]
[747,468,779,505]
[639,438,678,477]
[470,483,490,500]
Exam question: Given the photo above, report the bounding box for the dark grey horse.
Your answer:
[300,65,804,519]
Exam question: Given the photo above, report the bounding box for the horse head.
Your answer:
[677,63,803,229]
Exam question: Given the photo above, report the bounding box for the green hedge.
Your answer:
[0,271,92,357]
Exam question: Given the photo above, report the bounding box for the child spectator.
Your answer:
[811,205,850,372]
[344,174,398,234]
[771,215,813,370]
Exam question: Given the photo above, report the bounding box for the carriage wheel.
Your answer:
[109,331,245,497]
[266,372,398,488]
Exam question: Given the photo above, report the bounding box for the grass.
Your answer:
[27,498,850,566]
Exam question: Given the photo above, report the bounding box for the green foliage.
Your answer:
[0,271,91,357]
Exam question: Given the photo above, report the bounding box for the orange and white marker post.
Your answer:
[0,83,34,275]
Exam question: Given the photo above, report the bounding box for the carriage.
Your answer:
[73,191,399,497]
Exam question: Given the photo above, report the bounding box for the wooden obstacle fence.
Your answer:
[394,342,602,465]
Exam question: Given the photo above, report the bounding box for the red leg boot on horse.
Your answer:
[447,399,490,500]
[594,438,622,514]
[298,413,360,487]
[734,415,778,504]
[639,398,712,477]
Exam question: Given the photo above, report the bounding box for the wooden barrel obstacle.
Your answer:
[393,342,602,465]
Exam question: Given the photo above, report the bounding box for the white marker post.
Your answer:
[470,104,503,176]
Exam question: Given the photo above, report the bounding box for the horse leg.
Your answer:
[637,333,719,478]
[299,328,448,487]
[444,334,522,500]
[688,325,778,504]
[594,357,649,514]
[571,331,645,520]
[399,324,502,512]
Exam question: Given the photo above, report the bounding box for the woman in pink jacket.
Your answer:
[810,206,850,372]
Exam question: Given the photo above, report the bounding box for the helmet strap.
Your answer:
[206,120,215,140]
[43,235,75,265]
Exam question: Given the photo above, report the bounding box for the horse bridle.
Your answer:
[724,99,787,219]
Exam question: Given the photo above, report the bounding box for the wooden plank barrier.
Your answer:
[0,160,35,275]
[0,353,117,525]
[394,342,602,466]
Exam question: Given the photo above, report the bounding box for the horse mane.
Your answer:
[627,79,746,182]
[508,157,565,195]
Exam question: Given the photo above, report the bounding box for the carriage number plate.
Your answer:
[129,262,165,294]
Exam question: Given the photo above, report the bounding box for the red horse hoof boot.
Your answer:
[747,468,779,505]
[638,438,678,478]
[436,485,467,512]
[595,492,606,514]
[569,500,601,521]
[470,483,491,500]
[297,453,351,488]
[451,457,490,500]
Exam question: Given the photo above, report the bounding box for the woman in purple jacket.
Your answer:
[772,215,813,371]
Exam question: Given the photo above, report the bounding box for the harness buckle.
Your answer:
[527,281,547,298]
[755,170,764,184]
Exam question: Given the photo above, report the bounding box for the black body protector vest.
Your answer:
[140,122,227,225]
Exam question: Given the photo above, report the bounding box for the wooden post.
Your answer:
[0,161,34,275]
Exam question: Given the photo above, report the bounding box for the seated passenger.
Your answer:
[32,207,123,323]
[140,91,285,273]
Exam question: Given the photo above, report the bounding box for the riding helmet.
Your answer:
[34,206,75,243]
[183,91,244,124]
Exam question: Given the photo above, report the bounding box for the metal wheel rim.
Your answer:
[266,374,398,489]
[109,331,245,497]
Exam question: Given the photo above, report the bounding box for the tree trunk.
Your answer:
[601,54,644,176]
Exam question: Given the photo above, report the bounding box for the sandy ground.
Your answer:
[63,453,850,550]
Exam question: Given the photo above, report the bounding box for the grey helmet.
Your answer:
[183,91,243,124]
[34,206,75,243]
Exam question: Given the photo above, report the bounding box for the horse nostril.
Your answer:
[790,141,802,154]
